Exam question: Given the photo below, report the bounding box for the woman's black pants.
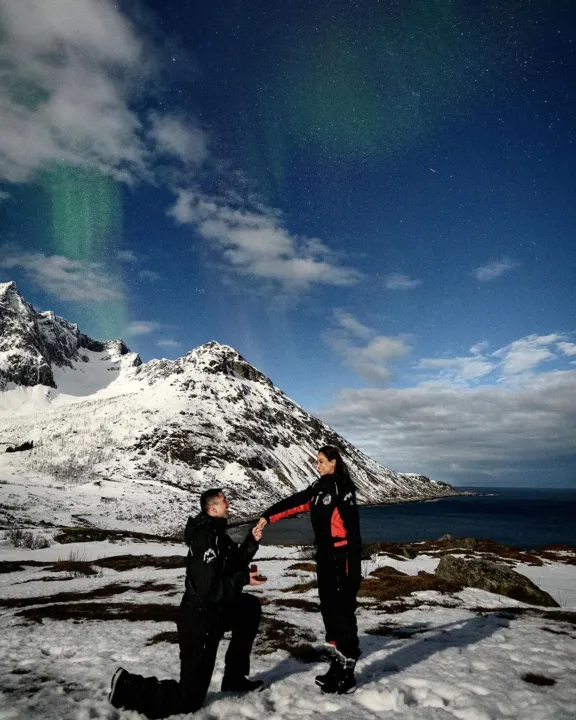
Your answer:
[316,549,361,661]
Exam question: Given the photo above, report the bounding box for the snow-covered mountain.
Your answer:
[0,281,140,392]
[0,282,458,534]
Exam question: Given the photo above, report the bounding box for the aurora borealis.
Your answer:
[0,0,574,486]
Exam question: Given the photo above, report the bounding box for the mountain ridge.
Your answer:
[0,282,462,533]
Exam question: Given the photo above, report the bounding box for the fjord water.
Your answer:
[258,487,576,549]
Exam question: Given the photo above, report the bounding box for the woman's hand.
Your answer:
[251,525,263,542]
[255,517,268,532]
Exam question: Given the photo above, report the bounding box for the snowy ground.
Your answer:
[1,534,575,720]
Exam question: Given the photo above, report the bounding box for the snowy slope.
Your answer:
[0,283,460,534]
[0,534,575,720]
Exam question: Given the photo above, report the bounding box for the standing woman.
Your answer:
[255,445,362,694]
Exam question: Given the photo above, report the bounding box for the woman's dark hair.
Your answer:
[318,445,355,488]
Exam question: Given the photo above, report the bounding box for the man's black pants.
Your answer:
[118,593,261,719]
[316,548,361,661]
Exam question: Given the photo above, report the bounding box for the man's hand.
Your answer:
[251,525,263,542]
[255,517,268,532]
[249,569,266,585]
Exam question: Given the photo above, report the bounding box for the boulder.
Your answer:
[435,555,559,607]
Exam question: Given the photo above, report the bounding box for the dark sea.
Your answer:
[255,487,576,549]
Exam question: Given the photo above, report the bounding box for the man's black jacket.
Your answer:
[182,512,259,609]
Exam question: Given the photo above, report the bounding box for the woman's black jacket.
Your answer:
[261,472,361,580]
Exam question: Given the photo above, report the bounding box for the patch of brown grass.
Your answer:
[0,560,50,574]
[147,631,179,645]
[49,561,100,577]
[17,602,178,623]
[545,610,576,626]
[0,583,130,609]
[282,579,318,594]
[286,562,317,572]
[53,527,181,545]
[133,581,178,594]
[369,566,408,580]
[3,581,179,610]
[271,598,320,612]
[522,673,556,686]
[362,539,546,566]
[538,548,576,566]
[472,606,576,628]
[358,571,461,603]
[92,555,185,572]
[366,622,428,639]
[254,615,316,658]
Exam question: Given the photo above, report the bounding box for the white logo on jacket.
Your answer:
[343,492,353,502]
[322,494,332,505]
[203,548,217,563]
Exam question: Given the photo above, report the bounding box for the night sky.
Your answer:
[0,0,574,486]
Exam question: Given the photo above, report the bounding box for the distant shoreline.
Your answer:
[229,488,476,527]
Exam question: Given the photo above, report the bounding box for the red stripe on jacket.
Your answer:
[268,501,311,524]
[330,507,347,543]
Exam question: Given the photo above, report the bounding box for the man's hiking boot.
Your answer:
[221,674,263,692]
[109,667,131,708]
[315,659,339,688]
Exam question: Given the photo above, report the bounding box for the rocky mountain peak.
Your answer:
[0,280,141,390]
[0,280,19,299]
[185,341,274,386]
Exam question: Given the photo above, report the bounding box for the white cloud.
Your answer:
[117,250,138,263]
[333,309,373,340]
[493,334,560,376]
[149,114,208,166]
[325,311,409,383]
[0,0,150,183]
[169,190,361,291]
[156,339,182,349]
[320,368,576,483]
[321,331,576,483]
[417,334,569,385]
[558,341,576,357]
[0,0,358,298]
[0,191,11,202]
[126,321,161,336]
[473,256,518,282]
[138,269,161,282]
[0,249,123,302]
[417,356,494,382]
[470,341,489,355]
[384,273,422,290]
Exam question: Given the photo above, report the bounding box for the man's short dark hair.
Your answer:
[200,488,223,513]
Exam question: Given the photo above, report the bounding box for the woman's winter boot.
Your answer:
[315,659,340,688]
[319,658,356,695]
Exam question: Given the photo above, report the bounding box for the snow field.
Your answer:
[1,541,575,719]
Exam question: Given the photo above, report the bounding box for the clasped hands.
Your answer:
[250,516,268,542]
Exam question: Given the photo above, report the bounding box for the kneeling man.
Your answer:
[109,488,265,718]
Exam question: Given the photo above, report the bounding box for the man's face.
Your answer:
[209,492,230,518]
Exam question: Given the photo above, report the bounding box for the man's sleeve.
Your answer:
[221,532,259,602]
[261,485,315,524]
